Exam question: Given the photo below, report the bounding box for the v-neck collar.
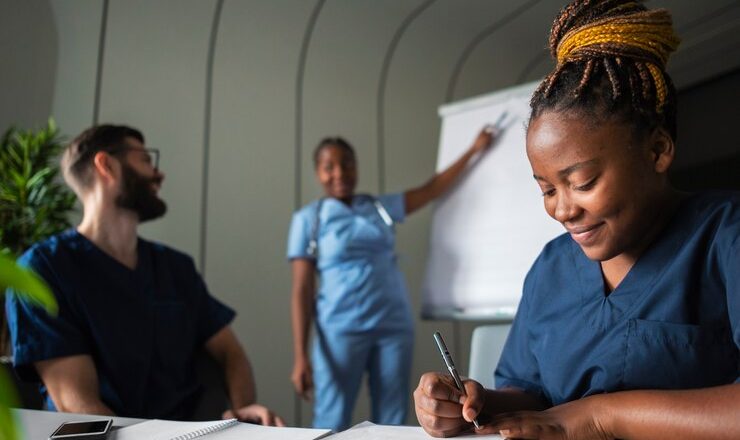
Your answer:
[570,202,693,325]
[73,230,148,275]
[324,195,365,211]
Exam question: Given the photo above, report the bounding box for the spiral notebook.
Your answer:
[113,418,331,440]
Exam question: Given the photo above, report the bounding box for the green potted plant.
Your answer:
[1,118,76,354]
[1,119,75,439]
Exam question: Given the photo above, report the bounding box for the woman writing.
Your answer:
[414,1,739,438]
[288,130,495,430]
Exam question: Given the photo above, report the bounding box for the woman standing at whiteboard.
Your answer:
[414,0,740,438]
[287,129,494,430]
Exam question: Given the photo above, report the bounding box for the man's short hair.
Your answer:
[62,124,144,192]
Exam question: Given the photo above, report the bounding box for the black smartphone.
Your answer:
[48,419,113,439]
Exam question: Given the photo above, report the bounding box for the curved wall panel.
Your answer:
[299,0,430,204]
[49,0,103,137]
[206,0,319,424]
[450,0,559,100]
[97,0,217,260]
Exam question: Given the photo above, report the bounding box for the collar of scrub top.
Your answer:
[307,194,394,258]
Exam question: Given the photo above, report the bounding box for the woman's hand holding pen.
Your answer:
[470,126,497,155]
[291,355,314,401]
[413,372,487,437]
[413,372,607,439]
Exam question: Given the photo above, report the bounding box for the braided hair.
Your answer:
[530,0,681,141]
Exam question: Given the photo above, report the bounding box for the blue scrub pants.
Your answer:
[312,327,414,431]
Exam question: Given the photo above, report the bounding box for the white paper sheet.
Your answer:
[329,422,503,439]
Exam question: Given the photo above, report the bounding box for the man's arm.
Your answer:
[204,326,285,426]
[35,355,114,415]
[204,326,256,409]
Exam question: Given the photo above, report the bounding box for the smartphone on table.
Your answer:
[49,419,113,440]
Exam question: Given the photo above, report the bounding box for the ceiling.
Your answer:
[446,0,740,100]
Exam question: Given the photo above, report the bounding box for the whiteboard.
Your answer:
[421,81,564,321]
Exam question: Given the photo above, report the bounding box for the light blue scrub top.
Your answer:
[495,191,740,406]
[287,194,413,333]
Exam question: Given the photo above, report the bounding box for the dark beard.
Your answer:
[115,163,167,222]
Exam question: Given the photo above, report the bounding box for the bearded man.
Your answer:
[5,125,283,425]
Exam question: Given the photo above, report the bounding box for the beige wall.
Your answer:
[3,0,738,427]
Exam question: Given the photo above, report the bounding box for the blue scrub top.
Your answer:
[287,194,413,333]
[5,230,235,419]
[495,191,740,406]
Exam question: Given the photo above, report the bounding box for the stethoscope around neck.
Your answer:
[307,194,394,257]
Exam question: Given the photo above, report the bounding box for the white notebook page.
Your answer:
[113,419,331,440]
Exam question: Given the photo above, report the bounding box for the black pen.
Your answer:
[433,331,481,429]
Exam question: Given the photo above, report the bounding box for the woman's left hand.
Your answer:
[475,395,613,440]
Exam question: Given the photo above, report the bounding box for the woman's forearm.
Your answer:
[290,261,315,360]
[404,147,478,215]
[601,383,740,440]
[291,287,313,359]
[404,129,493,215]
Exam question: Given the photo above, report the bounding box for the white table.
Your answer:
[12,408,144,440]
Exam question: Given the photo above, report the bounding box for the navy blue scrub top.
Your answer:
[5,230,235,419]
[495,191,740,406]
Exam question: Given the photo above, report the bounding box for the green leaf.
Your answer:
[0,366,21,440]
[9,170,25,190]
[0,256,53,440]
[47,117,57,134]
[25,168,53,190]
[0,254,57,315]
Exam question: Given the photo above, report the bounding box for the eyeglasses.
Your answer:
[109,147,160,170]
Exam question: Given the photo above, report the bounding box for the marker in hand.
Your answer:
[433,331,481,429]
[484,111,510,136]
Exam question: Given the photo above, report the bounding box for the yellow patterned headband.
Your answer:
[556,9,680,112]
